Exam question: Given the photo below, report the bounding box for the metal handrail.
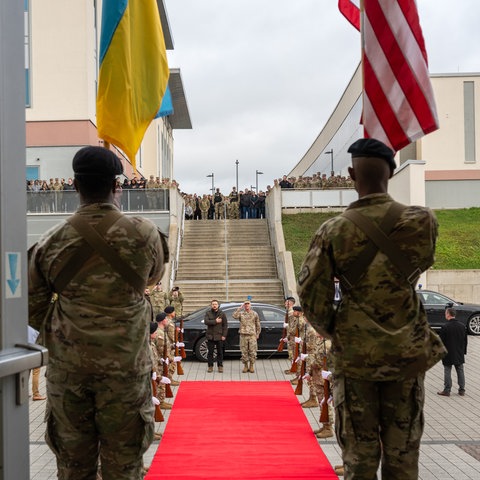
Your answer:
[224,203,229,301]
[0,343,48,378]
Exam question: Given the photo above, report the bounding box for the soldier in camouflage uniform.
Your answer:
[154,313,173,410]
[168,287,184,318]
[213,188,225,219]
[149,322,163,440]
[298,138,446,479]
[150,282,168,317]
[164,306,180,386]
[199,194,210,220]
[145,175,158,210]
[28,146,167,480]
[284,296,298,374]
[233,301,261,373]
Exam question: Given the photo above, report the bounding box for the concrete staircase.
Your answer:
[174,219,285,314]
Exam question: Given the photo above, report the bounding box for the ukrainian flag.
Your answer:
[97,0,170,169]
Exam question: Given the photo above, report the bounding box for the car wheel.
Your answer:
[467,314,480,335]
[194,337,216,362]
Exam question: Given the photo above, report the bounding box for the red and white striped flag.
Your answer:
[339,0,439,152]
[338,0,360,30]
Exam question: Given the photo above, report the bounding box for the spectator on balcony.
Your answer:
[279,175,293,189]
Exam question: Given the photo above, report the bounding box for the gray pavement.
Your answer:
[29,336,480,479]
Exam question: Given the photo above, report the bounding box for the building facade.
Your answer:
[290,64,480,209]
[24,0,191,183]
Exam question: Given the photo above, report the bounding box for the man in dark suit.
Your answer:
[438,307,468,397]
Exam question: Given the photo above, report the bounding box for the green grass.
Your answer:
[282,208,480,274]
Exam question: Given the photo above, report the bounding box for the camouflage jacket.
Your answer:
[150,289,168,314]
[232,308,261,336]
[28,203,166,376]
[298,193,446,380]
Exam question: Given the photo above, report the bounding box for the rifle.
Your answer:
[162,335,174,398]
[151,377,164,422]
[320,340,332,424]
[277,308,288,352]
[294,323,307,395]
[289,326,300,373]
[179,317,187,359]
[174,322,184,376]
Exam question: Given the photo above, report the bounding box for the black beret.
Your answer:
[347,138,396,172]
[150,322,158,334]
[72,146,123,177]
[164,306,175,314]
[156,312,166,322]
[285,296,296,302]
[293,306,303,312]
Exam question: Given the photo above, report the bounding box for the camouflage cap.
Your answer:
[72,146,123,177]
[348,138,396,172]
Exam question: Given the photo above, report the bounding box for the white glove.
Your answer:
[174,356,182,363]
[152,371,157,381]
[300,353,308,361]
[180,328,184,333]
[176,342,185,348]
[283,322,289,328]
[160,376,171,384]
[294,336,302,344]
[295,356,301,364]
[282,337,288,343]
[320,397,325,407]
[327,395,333,405]
[321,370,332,380]
[161,358,170,365]
[302,373,310,381]
[152,396,160,405]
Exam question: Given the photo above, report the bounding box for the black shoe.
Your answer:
[459,389,465,396]
[437,390,450,397]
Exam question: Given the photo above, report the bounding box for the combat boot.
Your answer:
[249,361,255,373]
[160,401,172,410]
[290,378,298,385]
[207,366,213,373]
[242,363,249,373]
[315,425,334,439]
[301,393,319,409]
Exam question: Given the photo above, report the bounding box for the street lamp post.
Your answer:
[255,170,263,193]
[235,159,239,193]
[206,173,214,194]
[325,149,334,176]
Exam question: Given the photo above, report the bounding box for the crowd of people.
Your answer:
[277,172,354,189]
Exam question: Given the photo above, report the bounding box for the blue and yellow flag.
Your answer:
[97,0,170,169]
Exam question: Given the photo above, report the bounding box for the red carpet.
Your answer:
[146,381,338,479]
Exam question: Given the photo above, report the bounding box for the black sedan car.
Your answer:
[182,302,287,361]
[417,289,480,335]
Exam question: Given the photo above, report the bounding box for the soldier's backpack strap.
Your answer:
[65,211,146,295]
[340,201,421,289]
[53,211,123,294]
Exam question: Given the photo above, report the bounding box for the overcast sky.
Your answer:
[164,0,480,195]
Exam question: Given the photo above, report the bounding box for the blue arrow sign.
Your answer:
[6,252,21,298]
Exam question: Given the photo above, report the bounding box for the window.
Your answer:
[24,0,31,107]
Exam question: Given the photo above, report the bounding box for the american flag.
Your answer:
[339,0,439,152]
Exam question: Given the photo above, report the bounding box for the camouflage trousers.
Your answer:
[334,374,425,479]
[240,334,257,363]
[45,368,154,480]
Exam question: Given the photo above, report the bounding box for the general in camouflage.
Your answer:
[233,302,261,366]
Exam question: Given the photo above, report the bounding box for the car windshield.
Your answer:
[417,291,454,306]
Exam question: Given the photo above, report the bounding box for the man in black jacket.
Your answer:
[204,300,228,373]
[438,308,468,397]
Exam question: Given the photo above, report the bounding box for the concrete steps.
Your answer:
[175,219,284,314]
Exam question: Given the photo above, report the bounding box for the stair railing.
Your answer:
[224,202,229,301]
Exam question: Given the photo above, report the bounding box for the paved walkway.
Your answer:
[30,337,480,479]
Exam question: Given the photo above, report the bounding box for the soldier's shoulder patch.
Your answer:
[297,265,310,286]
